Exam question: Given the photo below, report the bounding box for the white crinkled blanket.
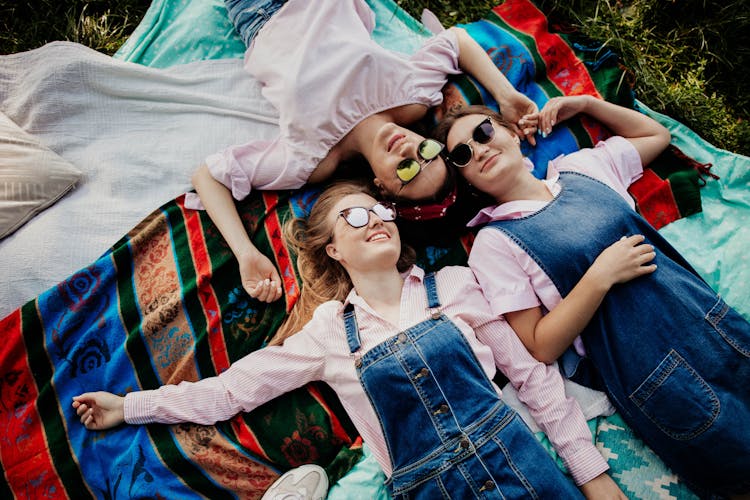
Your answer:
[0,42,278,317]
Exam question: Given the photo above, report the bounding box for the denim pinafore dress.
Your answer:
[488,172,750,496]
[344,273,583,499]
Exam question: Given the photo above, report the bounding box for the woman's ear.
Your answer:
[326,242,342,262]
[372,177,389,197]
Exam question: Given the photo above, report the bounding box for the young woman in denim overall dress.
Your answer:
[343,273,583,498]
[436,96,750,498]
[72,181,628,498]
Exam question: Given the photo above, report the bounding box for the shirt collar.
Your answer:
[342,265,424,308]
[466,159,562,227]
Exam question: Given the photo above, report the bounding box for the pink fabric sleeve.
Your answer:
[124,322,327,425]
[184,136,313,209]
[408,29,462,104]
[467,229,544,316]
[556,136,644,207]
[470,301,609,485]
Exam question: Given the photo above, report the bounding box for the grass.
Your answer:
[1,0,747,155]
[400,0,750,156]
[0,0,150,55]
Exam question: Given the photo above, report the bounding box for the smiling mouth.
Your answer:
[481,153,500,173]
[387,134,405,152]
[367,232,390,242]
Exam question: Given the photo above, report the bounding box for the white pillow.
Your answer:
[0,112,82,239]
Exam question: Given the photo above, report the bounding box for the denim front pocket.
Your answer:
[629,350,719,441]
[706,296,750,357]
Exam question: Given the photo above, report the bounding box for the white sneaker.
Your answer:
[260,464,329,500]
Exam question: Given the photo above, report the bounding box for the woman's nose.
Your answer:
[401,139,418,159]
[368,211,385,227]
[473,142,490,161]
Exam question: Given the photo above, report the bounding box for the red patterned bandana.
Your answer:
[396,183,458,221]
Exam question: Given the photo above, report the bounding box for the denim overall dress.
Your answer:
[487,172,750,496]
[344,273,584,499]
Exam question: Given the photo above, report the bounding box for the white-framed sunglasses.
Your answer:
[337,201,397,228]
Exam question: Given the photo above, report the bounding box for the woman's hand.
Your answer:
[72,392,125,430]
[191,164,282,303]
[590,234,657,288]
[238,250,283,303]
[579,473,628,499]
[535,95,593,137]
[499,91,539,145]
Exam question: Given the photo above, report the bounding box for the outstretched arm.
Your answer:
[507,235,657,363]
[192,165,282,303]
[536,95,671,166]
[449,27,538,144]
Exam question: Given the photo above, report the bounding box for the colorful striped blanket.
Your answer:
[436,1,711,230]
[2,1,744,498]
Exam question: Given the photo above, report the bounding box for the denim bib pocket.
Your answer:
[705,296,750,358]
[629,349,719,441]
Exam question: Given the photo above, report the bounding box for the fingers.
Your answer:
[517,115,538,146]
[538,113,556,138]
[73,401,96,427]
[248,279,283,303]
[619,234,658,272]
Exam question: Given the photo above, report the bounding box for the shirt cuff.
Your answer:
[564,443,610,486]
[124,391,155,425]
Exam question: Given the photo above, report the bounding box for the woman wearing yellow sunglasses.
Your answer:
[189,0,538,303]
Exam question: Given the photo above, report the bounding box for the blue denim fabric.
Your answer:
[224,0,287,47]
[488,172,750,496]
[344,274,582,499]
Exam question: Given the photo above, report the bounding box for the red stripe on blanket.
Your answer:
[307,384,354,446]
[180,198,231,373]
[230,417,272,463]
[460,232,475,256]
[0,310,66,498]
[261,193,299,314]
[180,198,273,462]
[493,0,609,140]
[627,169,681,229]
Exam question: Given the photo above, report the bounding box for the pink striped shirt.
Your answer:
[125,265,607,484]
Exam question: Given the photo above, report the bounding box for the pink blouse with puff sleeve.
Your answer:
[185,0,461,209]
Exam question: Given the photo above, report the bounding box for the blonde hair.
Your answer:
[270,180,415,345]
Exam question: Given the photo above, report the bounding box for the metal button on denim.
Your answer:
[431,312,441,320]
[398,333,407,343]
[434,404,449,415]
